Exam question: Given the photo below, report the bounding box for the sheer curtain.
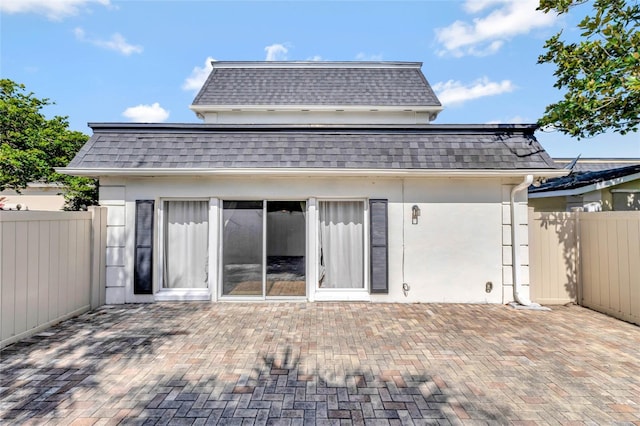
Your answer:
[163,201,209,289]
[318,201,364,288]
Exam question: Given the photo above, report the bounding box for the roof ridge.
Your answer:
[210,61,423,69]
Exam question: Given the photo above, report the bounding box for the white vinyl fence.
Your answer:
[530,210,640,326]
[0,207,107,348]
[579,212,640,326]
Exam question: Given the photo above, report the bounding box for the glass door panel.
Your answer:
[266,201,306,297]
[222,201,263,296]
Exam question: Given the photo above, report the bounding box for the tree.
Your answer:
[0,79,97,210]
[537,0,640,138]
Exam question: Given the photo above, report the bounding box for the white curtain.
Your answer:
[318,201,364,288]
[164,201,209,289]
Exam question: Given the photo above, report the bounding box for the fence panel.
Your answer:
[529,210,578,304]
[0,208,107,348]
[579,212,640,326]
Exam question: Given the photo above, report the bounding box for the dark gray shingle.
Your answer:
[192,63,441,107]
[67,124,558,171]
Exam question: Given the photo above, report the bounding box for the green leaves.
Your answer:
[537,0,640,138]
[0,79,96,210]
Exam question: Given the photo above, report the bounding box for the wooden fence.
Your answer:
[0,207,107,348]
[529,209,640,325]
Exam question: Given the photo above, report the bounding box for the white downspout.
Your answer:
[510,174,534,306]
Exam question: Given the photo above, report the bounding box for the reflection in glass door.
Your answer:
[222,201,263,296]
[222,200,306,298]
[266,201,306,297]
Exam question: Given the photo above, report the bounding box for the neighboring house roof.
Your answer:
[529,164,640,197]
[553,157,640,172]
[191,61,441,108]
[63,123,561,176]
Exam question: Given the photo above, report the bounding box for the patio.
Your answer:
[1,303,639,425]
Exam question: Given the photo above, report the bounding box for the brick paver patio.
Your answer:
[1,303,639,425]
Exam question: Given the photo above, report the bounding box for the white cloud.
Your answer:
[355,52,383,61]
[122,103,169,123]
[432,77,515,106]
[74,27,142,55]
[463,0,509,13]
[435,0,557,57]
[307,55,324,61]
[0,0,110,20]
[182,56,216,91]
[265,43,289,61]
[73,27,85,39]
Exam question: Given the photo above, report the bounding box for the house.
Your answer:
[529,158,640,212]
[0,183,65,211]
[61,61,564,305]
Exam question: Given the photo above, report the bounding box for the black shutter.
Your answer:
[369,199,388,294]
[134,200,154,294]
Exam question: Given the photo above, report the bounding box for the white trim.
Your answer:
[154,289,210,301]
[60,167,568,179]
[190,104,443,113]
[208,198,220,302]
[529,172,640,198]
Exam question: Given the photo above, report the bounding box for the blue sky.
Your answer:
[1,0,638,159]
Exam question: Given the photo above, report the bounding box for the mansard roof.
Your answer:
[64,123,560,176]
[191,61,442,108]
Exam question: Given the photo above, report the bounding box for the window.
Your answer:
[162,200,209,289]
[318,201,364,289]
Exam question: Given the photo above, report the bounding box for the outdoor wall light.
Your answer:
[411,205,421,224]
[485,281,493,293]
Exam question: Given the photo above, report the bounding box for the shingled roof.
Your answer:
[529,164,640,194]
[64,124,560,175]
[191,62,441,107]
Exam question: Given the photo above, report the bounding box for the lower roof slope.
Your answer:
[64,123,560,175]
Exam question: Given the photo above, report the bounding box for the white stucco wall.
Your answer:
[99,175,529,304]
[201,110,432,125]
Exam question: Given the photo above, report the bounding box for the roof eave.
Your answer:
[58,167,567,179]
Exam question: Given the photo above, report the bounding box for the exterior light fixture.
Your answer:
[411,205,421,225]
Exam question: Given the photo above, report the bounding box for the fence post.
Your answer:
[89,206,107,309]
[570,207,583,306]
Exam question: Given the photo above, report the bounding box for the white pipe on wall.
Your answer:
[510,174,534,306]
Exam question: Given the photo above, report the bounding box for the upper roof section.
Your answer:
[190,61,443,125]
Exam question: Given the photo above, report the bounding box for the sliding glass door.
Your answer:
[222,200,306,298]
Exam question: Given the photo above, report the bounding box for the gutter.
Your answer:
[510,174,538,307]
[56,167,568,179]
